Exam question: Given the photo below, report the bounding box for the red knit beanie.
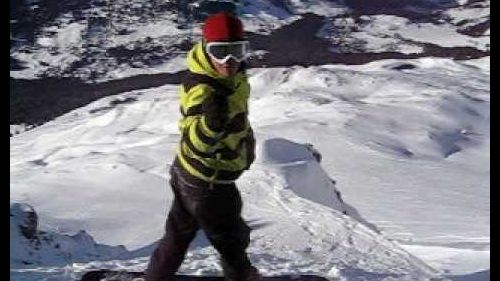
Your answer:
[202,12,244,42]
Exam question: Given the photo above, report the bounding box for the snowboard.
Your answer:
[79,270,330,281]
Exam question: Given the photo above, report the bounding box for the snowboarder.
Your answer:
[145,11,260,281]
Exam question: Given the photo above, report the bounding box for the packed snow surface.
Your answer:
[11,56,489,281]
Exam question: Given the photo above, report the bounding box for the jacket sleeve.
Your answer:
[201,91,229,132]
[244,127,256,169]
[181,84,227,156]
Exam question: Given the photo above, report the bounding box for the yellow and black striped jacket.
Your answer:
[176,42,255,184]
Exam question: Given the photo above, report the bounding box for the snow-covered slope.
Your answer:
[11,56,489,280]
[246,59,490,279]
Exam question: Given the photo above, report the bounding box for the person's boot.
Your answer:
[222,261,262,281]
[244,266,262,281]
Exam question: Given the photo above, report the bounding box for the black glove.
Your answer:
[202,93,228,132]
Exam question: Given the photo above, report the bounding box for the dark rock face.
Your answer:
[11,203,38,240]
[10,56,27,71]
[10,0,94,45]
[304,143,323,163]
[390,63,417,70]
[457,19,490,37]
[342,0,459,17]
[10,71,186,125]
[190,0,239,21]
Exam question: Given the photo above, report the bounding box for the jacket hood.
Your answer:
[187,42,224,79]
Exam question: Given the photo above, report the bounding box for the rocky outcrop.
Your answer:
[10,203,130,267]
[11,203,38,241]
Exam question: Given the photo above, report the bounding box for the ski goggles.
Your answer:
[205,41,250,64]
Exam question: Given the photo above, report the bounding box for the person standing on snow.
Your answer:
[145,12,260,281]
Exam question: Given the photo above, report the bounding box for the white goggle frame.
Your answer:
[205,41,250,64]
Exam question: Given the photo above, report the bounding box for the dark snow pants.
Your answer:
[145,163,255,281]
